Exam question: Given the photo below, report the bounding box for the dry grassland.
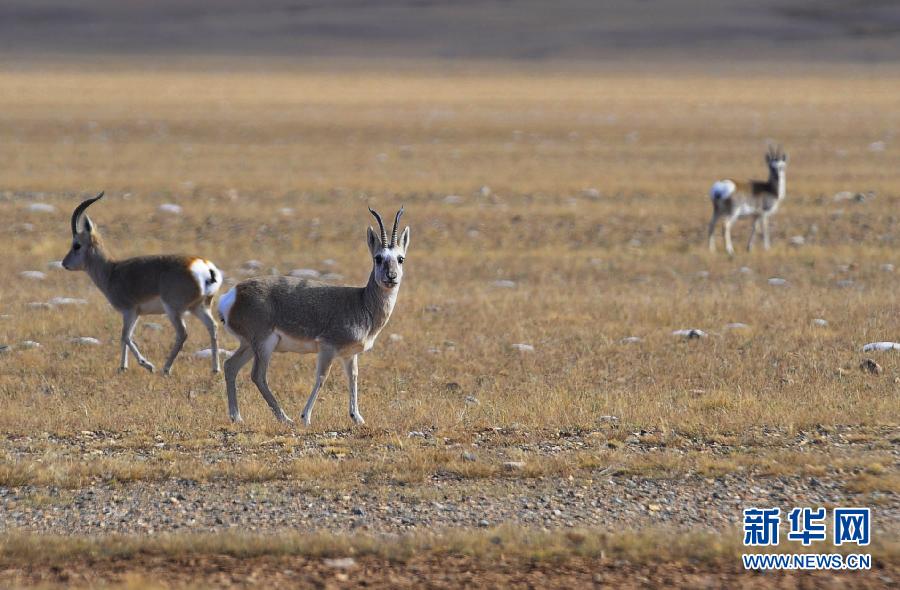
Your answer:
[1,527,894,589]
[2,69,897,430]
[0,65,898,585]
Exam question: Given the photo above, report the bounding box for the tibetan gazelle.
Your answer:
[62,193,223,374]
[707,146,788,255]
[219,207,410,425]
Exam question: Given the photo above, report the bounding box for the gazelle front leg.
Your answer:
[762,215,771,250]
[120,310,134,371]
[301,347,336,426]
[707,212,720,252]
[343,355,364,425]
[747,216,759,252]
[121,308,154,373]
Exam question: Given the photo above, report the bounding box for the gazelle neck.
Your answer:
[85,239,115,293]
[363,271,398,336]
[769,167,786,199]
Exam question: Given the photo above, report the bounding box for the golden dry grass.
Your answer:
[0,65,898,490]
[2,526,896,567]
[1,429,897,490]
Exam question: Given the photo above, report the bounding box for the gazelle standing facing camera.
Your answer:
[707,146,788,255]
[219,207,410,425]
[62,193,223,374]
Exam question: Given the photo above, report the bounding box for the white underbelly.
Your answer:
[338,336,375,357]
[136,297,165,315]
[735,203,757,218]
[274,330,319,353]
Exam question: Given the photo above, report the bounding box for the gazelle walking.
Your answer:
[219,207,410,425]
[62,193,223,374]
[707,146,788,255]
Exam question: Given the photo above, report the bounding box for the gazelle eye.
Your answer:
[397,256,404,264]
[73,243,81,251]
[374,255,383,264]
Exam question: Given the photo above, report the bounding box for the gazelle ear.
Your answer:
[78,214,94,234]
[399,226,410,252]
[367,226,381,256]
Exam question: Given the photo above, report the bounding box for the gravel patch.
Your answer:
[1,470,896,536]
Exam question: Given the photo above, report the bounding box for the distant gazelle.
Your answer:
[219,207,409,425]
[707,146,788,255]
[62,193,223,374]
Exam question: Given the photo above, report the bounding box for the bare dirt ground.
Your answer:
[5,554,898,590]
[0,66,898,587]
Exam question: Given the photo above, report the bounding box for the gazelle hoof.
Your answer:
[230,413,243,423]
[350,412,365,425]
[142,362,156,373]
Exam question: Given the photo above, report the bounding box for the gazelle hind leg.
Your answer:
[723,216,737,256]
[162,303,188,375]
[224,341,253,422]
[343,355,364,425]
[121,308,154,373]
[301,347,336,426]
[191,302,220,373]
[250,334,293,424]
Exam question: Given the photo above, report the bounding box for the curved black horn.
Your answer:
[368,207,387,247]
[390,206,404,247]
[71,191,104,235]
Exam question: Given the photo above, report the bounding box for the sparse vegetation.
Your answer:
[1,526,896,565]
[1,527,897,589]
[1,63,898,587]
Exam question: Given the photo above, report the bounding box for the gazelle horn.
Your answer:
[369,207,387,247]
[71,191,104,235]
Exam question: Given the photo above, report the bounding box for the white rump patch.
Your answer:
[189,259,223,297]
[710,179,736,200]
[217,287,237,326]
